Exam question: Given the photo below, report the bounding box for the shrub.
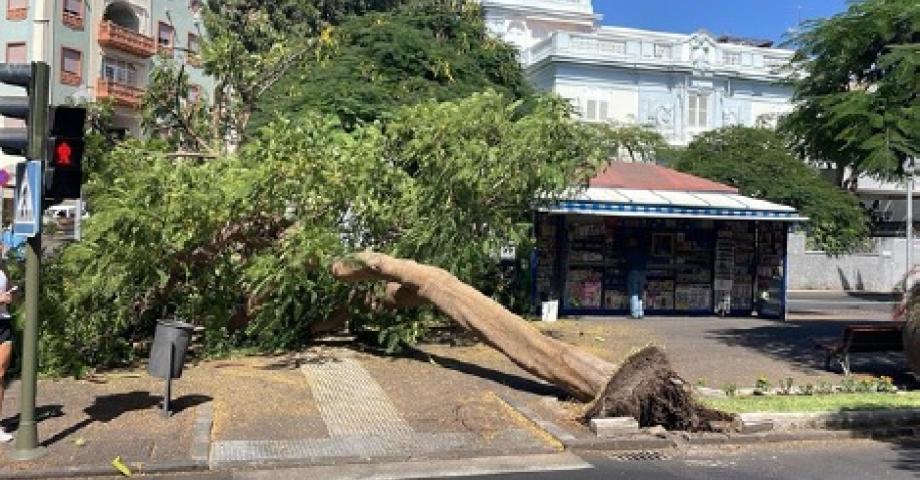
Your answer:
[816,380,834,395]
[723,383,739,397]
[841,376,858,393]
[778,377,795,395]
[876,376,897,393]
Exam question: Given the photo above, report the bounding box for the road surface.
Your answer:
[105,438,919,480]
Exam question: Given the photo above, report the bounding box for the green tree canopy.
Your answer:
[782,0,920,188]
[38,92,604,374]
[201,0,401,145]
[672,127,868,253]
[250,0,530,131]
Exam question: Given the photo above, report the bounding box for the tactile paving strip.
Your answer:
[300,358,415,438]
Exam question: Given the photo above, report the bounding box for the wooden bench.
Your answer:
[816,323,904,376]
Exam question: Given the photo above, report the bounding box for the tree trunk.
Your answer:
[332,252,726,429]
[905,315,920,376]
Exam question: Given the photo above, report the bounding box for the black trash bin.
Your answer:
[148,319,195,379]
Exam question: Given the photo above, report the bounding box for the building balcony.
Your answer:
[6,6,27,20]
[63,10,84,30]
[98,21,156,58]
[96,78,145,108]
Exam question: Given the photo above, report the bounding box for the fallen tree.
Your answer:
[332,251,727,429]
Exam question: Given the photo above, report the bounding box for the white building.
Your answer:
[481,0,796,147]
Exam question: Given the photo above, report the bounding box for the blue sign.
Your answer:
[13,160,42,239]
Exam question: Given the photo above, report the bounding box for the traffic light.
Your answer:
[0,63,40,156]
[44,105,86,202]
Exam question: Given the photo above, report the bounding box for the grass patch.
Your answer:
[701,392,920,413]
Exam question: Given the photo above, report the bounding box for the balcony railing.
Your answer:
[98,21,156,58]
[96,78,145,108]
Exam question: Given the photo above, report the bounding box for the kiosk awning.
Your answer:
[541,187,807,222]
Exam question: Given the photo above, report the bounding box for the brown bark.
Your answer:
[905,316,920,375]
[332,252,726,428]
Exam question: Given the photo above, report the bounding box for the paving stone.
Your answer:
[210,429,545,465]
[741,420,774,434]
[589,417,640,437]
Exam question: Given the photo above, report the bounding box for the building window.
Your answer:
[582,98,610,123]
[62,0,83,29]
[188,85,201,103]
[654,44,672,59]
[187,33,201,65]
[103,57,138,86]
[5,42,27,63]
[157,22,175,53]
[724,52,741,66]
[6,0,27,20]
[688,93,709,128]
[60,47,82,86]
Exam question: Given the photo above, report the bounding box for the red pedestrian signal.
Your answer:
[45,106,86,202]
[54,139,73,167]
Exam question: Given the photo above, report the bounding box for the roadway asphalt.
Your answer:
[418,439,920,480]
[94,438,919,480]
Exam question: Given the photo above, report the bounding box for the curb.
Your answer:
[192,402,214,463]
[738,409,920,431]
[493,393,572,450]
[495,394,920,453]
[0,459,209,480]
[210,445,557,471]
[0,401,215,480]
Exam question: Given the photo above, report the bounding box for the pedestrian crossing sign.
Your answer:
[13,160,42,239]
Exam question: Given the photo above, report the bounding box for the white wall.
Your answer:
[788,232,918,292]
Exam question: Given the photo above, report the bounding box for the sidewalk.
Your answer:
[0,342,561,477]
[0,315,911,478]
[0,372,211,478]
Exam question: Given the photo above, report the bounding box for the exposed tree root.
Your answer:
[585,346,730,430]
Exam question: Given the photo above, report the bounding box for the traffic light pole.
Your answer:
[10,62,49,461]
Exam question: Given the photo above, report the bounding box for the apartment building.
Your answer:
[0,0,214,167]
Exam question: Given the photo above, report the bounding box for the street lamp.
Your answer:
[904,157,917,292]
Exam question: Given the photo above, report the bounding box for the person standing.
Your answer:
[625,238,647,319]
[0,262,15,442]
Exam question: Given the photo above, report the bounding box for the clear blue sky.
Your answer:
[592,0,849,44]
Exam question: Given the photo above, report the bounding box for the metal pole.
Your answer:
[11,62,49,461]
[164,343,173,418]
[908,172,915,292]
[74,198,81,241]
